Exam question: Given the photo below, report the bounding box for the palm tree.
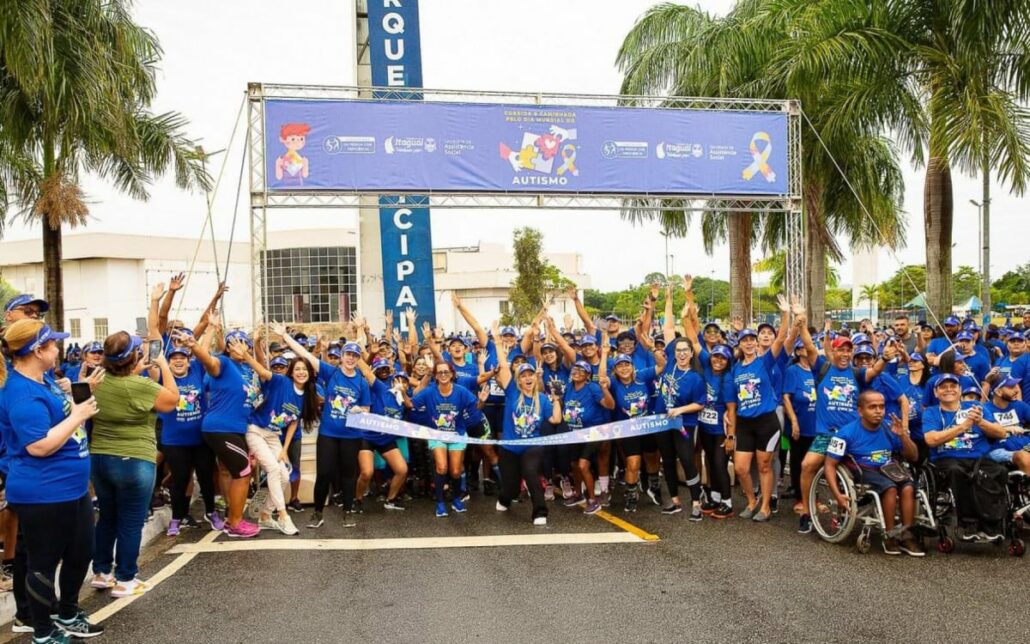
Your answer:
[858,284,880,323]
[754,249,839,294]
[616,0,906,323]
[773,0,1030,323]
[0,0,210,331]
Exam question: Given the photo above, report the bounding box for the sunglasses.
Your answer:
[13,307,41,319]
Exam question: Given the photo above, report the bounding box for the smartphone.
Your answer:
[148,339,163,362]
[71,382,92,405]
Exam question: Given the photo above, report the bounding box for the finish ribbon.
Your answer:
[741,131,776,183]
[556,144,578,176]
[346,413,683,447]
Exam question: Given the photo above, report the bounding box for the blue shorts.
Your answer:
[809,434,833,456]
[858,469,914,495]
[374,437,410,468]
[428,438,467,452]
[987,448,1015,464]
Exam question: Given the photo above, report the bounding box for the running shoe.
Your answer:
[165,519,181,537]
[204,511,225,532]
[532,516,547,526]
[179,515,200,529]
[882,538,901,555]
[306,512,324,529]
[689,504,703,522]
[662,503,683,516]
[110,578,149,598]
[797,514,813,534]
[224,519,260,539]
[333,492,345,507]
[384,498,406,511]
[563,494,584,508]
[31,628,69,644]
[12,617,33,633]
[351,499,364,514]
[752,510,770,523]
[495,501,508,512]
[712,504,734,520]
[624,493,638,513]
[341,513,357,528]
[89,573,115,590]
[646,486,662,507]
[258,516,281,532]
[770,496,780,514]
[435,502,449,517]
[287,499,305,513]
[544,482,555,502]
[451,498,467,513]
[560,478,574,500]
[461,491,471,503]
[597,491,611,508]
[279,514,300,536]
[900,538,925,557]
[701,500,719,516]
[583,499,601,515]
[214,496,226,513]
[55,611,104,639]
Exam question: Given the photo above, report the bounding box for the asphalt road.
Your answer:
[12,491,1028,644]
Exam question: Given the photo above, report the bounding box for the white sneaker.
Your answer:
[90,573,115,589]
[495,501,508,512]
[533,516,547,526]
[258,516,281,532]
[110,578,149,598]
[278,513,300,536]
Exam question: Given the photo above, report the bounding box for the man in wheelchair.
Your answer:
[923,374,1009,542]
[825,391,924,556]
[983,376,1030,476]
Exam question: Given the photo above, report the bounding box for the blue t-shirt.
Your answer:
[927,336,955,360]
[454,375,486,428]
[922,402,997,461]
[316,361,372,439]
[411,383,478,436]
[699,364,730,436]
[3,370,90,504]
[202,355,262,435]
[813,357,868,435]
[503,381,554,454]
[158,360,206,446]
[960,351,990,383]
[446,354,479,381]
[985,399,1030,452]
[900,377,927,440]
[541,363,571,390]
[826,418,902,469]
[562,381,608,430]
[995,353,1028,380]
[655,364,705,428]
[783,364,817,437]
[609,368,656,420]
[249,374,304,438]
[727,352,779,419]
[922,373,980,408]
[869,372,904,420]
[366,378,405,446]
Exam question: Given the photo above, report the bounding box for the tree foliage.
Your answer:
[506,227,575,325]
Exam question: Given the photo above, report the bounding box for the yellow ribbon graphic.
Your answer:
[742,131,776,183]
[557,144,578,176]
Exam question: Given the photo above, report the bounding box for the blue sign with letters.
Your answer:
[264,99,789,195]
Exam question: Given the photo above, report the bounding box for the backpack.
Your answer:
[970,457,1009,525]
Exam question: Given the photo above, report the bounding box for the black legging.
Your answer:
[699,431,731,505]
[656,428,702,503]
[163,443,218,520]
[788,435,815,500]
[314,435,360,512]
[498,447,547,519]
[11,493,93,638]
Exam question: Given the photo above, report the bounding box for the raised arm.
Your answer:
[270,321,321,375]
[769,294,791,358]
[567,286,596,335]
[453,292,488,347]
[231,338,272,382]
[492,321,513,389]
[662,283,677,345]
[423,320,444,365]
[186,313,222,377]
[862,344,896,383]
[158,273,185,336]
[148,282,165,341]
[546,317,576,365]
[193,281,228,338]
[356,357,376,386]
[800,314,819,366]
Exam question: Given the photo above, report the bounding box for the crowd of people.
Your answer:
[1,276,1029,643]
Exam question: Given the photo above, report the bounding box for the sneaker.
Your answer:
[770,496,780,514]
[495,501,508,512]
[258,516,281,532]
[179,515,200,529]
[110,578,149,598]
[204,511,226,532]
[306,511,324,529]
[333,492,345,507]
[89,573,115,590]
[739,505,757,520]
[597,491,611,508]
[713,504,734,520]
[647,486,662,506]
[351,499,364,514]
[882,537,902,555]
[563,494,583,508]
[13,617,33,633]
[798,514,813,534]
[700,500,719,515]
[435,502,449,518]
[532,516,547,526]
[751,510,770,523]
[899,538,925,558]
[32,629,70,644]
[451,498,467,514]
[384,498,406,511]
[560,478,574,500]
[224,519,260,538]
[55,611,104,639]
[583,499,601,515]
[689,504,703,522]
[482,479,497,496]
[165,519,181,537]
[341,513,357,528]
[544,483,555,502]
[624,494,638,513]
[278,514,300,536]
[214,496,227,513]
[287,499,304,513]
[661,503,683,516]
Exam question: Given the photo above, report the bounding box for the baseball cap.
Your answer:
[269,356,288,369]
[11,324,69,357]
[579,335,597,346]
[541,342,558,352]
[447,335,468,347]
[225,329,253,348]
[961,385,982,396]
[934,373,960,387]
[394,370,409,380]
[703,322,721,333]
[572,360,593,374]
[831,336,853,349]
[711,345,733,361]
[612,354,633,367]
[737,328,758,341]
[944,316,961,326]
[853,345,875,358]
[515,363,536,376]
[326,347,342,358]
[342,342,362,356]
[372,358,393,371]
[4,294,49,314]
[793,339,805,352]
[604,315,620,322]
[168,346,192,359]
[268,341,284,353]
[1007,331,1026,342]
[908,352,924,363]
[954,331,974,342]
[756,322,775,334]
[84,341,103,354]
[850,333,871,346]
[501,326,517,337]
[992,376,1021,393]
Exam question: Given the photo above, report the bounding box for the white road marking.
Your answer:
[167,531,646,554]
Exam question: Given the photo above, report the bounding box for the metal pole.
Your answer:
[970,199,983,316]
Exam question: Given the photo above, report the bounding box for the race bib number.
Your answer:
[826,436,847,458]
[488,378,505,397]
[699,407,719,425]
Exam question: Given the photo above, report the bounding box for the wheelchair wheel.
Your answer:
[809,465,857,543]
[1009,539,1025,557]
[855,528,872,554]
[937,536,955,554]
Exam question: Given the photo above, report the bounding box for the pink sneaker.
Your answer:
[223,519,260,538]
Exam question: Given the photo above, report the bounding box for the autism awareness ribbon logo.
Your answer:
[741,131,776,183]
[557,144,578,176]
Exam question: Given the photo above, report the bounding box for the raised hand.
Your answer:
[84,366,107,392]
[566,285,578,301]
[169,273,186,292]
[451,292,462,308]
[563,312,574,331]
[731,315,744,332]
[649,282,661,301]
[776,294,790,313]
[207,311,222,329]
[682,274,693,292]
[385,309,394,328]
[405,307,418,324]
[889,413,905,437]
[790,295,805,317]
[151,282,166,302]
[421,320,432,339]
[227,338,249,361]
[215,282,229,299]
[269,321,287,338]
[490,320,501,339]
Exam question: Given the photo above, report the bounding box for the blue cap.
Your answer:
[270,356,288,368]
[12,324,70,357]
[992,376,1021,393]
[793,339,805,352]
[703,322,721,332]
[84,341,103,354]
[963,321,980,331]
[105,335,143,362]
[447,335,468,347]
[955,331,974,342]
[168,346,192,359]
[1009,331,1026,342]
[711,345,733,360]
[541,342,558,352]
[935,373,960,387]
[516,363,536,376]
[501,326,517,337]
[737,328,758,341]
[573,360,593,374]
[372,358,392,371]
[579,335,597,346]
[613,354,633,367]
[4,294,49,314]
[851,333,871,346]
[962,385,982,396]
[225,329,253,348]
[394,370,409,380]
[908,352,924,363]
[757,322,775,334]
[853,345,875,358]
[605,315,620,322]
[944,316,961,326]
[342,342,362,356]
[326,347,342,358]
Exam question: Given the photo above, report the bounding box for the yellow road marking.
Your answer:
[592,510,661,541]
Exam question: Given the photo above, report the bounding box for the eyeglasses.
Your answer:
[434,370,451,376]
[13,307,40,319]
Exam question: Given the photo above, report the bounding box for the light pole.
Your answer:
[709,269,715,321]
[659,229,670,277]
[970,198,989,322]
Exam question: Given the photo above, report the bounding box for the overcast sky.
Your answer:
[2,0,1021,292]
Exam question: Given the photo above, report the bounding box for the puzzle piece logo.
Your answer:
[499,125,578,179]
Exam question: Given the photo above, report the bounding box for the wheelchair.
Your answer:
[807,458,937,553]
[922,459,1026,557]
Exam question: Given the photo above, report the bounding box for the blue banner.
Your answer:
[346,413,684,447]
[366,0,435,327]
[264,99,789,195]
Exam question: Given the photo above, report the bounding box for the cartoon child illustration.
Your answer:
[275,122,311,185]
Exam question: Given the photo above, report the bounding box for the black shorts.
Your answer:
[203,432,252,479]
[735,412,781,453]
[466,421,490,440]
[619,436,643,458]
[641,434,658,453]
[360,438,399,455]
